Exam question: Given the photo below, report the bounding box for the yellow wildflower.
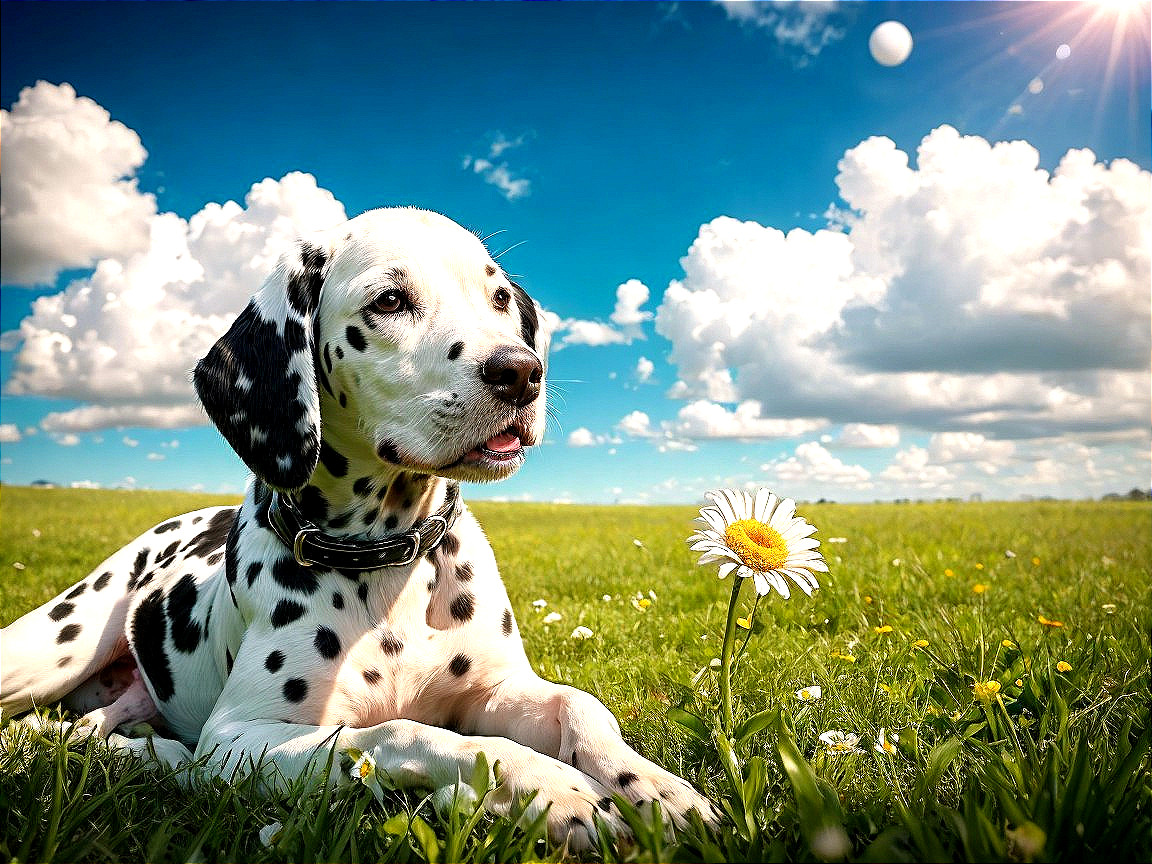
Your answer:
[1032,556,1041,566]
[832,652,856,663]
[863,594,874,604]
[944,568,954,577]
[874,625,893,634]
[975,562,984,570]
[1037,614,1064,628]
[1056,661,1072,673]
[973,680,1001,702]
[736,616,751,629]
[911,639,929,648]
[1015,678,1024,687]
[972,583,988,594]
[1002,639,1016,649]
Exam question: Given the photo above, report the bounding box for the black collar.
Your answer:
[267,482,460,571]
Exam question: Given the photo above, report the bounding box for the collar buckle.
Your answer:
[293,527,319,567]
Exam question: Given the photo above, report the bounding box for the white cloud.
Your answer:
[635,356,655,383]
[462,133,531,200]
[54,433,81,447]
[834,423,900,448]
[556,280,653,348]
[0,424,22,443]
[719,0,849,65]
[617,410,654,438]
[764,441,873,491]
[1,82,157,285]
[4,88,346,437]
[671,400,826,439]
[121,435,139,447]
[655,126,1150,446]
[567,427,600,447]
[146,452,165,461]
[70,479,101,489]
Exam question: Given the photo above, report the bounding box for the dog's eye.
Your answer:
[370,289,407,314]
[493,288,512,311]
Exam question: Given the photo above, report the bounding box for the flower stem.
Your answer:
[719,573,745,739]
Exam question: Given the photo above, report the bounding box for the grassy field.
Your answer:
[1,485,1149,862]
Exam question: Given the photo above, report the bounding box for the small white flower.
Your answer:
[647,589,658,601]
[1004,549,1017,559]
[1102,603,1117,614]
[602,594,612,602]
[348,750,386,803]
[891,558,902,567]
[570,626,594,640]
[13,562,25,570]
[532,599,548,610]
[827,537,848,544]
[709,657,722,668]
[795,685,822,702]
[687,488,826,598]
[258,822,283,848]
[874,728,899,755]
[542,611,562,624]
[818,730,864,754]
[633,538,645,548]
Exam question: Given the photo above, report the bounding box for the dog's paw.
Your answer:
[488,755,629,851]
[593,752,719,833]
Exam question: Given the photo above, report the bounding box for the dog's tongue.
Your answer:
[484,432,522,453]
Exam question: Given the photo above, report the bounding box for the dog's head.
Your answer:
[194,207,550,491]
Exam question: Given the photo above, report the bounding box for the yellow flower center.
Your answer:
[723,519,788,572]
[358,761,373,779]
[973,680,1001,701]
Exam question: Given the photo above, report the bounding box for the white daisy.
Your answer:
[570,626,594,640]
[688,488,827,598]
[541,611,562,624]
[347,749,386,803]
[874,728,899,755]
[795,685,823,702]
[818,730,864,754]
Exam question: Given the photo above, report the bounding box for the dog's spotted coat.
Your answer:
[0,208,715,849]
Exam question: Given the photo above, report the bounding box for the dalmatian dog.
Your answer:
[0,207,715,849]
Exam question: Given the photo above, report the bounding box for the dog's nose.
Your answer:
[480,346,543,407]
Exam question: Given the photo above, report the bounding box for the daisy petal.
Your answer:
[769,497,797,531]
[753,487,771,522]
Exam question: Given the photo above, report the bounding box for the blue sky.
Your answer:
[1,0,1149,504]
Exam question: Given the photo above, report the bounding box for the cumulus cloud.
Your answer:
[834,423,900,448]
[1,82,158,286]
[556,280,653,348]
[617,410,655,438]
[718,0,849,65]
[670,400,825,439]
[764,441,873,491]
[655,125,1151,445]
[635,356,655,383]
[462,132,531,200]
[567,427,599,447]
[3,85,348,432]
[0,424,22,443]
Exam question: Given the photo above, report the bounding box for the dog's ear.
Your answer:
[194,239,330,492]
[510,280,552,370]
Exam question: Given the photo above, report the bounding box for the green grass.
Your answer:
[1,486,1149,862]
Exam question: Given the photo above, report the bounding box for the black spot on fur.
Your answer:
[376,441,400,464]
[193,301,319,490]
[357,582,369,605]
[47,634,75,660]
[345,325,366,352]
[252,482,273,530]
[225,520,241,585]
[287,242,327,316]
[571,750,580,769]
[48,603,74,621]
[185,509,237,560]
[455,562,474,582]
[167,573,202,653]
[155,520,182,534]
[618,772,638,787]
[384,515,399,531]
[57,656,71,668]
[352,476,374,497]
[296,486,329,524]
[271,598,306,627]
[246,561,263,587]
[448,341,464,361]
[314,626,341,659]
[66,583,88,600]
[93,571,113,591]
[272,555,320,595]
[226,649,234,673]
[128,548,150,591]
[283,678,308,702]
[265,650,285,672]
[448,653,471,676]
[323,342,334,373]
[440,533,460,557]
[319,441,349,478]
[283,318,307,354]
[450,591,475,622]
[380,631,404,654]
[339,392,347,408]
[402,498,412,509]
[335,345,344,360]
[510,281,538,349]
[363,668,381,685]
[502,608,514,636]
[132,589,173,701]
[568,816,587,830]
[206,552,224,567]
[486,264,497,277]
[328,512,352,530]
[597,796,613,812]
[154,540,181,570]
[332,591,345,610]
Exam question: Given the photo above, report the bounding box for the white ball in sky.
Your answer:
[869,20,914,67]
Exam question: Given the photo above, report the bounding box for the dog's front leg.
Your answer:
[196,717,626,849]
[470,675,718,831]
